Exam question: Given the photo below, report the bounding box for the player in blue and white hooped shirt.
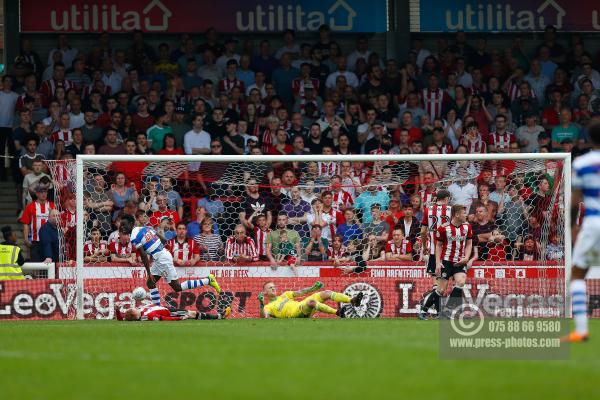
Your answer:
[566,121,600,342]
[118,215,222,307]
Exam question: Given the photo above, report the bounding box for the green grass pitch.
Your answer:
[1,319,598,400]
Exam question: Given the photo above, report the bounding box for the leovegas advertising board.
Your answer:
[0,263,582,320]
[19,0,388,33]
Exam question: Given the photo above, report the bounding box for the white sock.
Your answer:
[181,278,209,290]
[149,288,161,306]
[570,279,588,335]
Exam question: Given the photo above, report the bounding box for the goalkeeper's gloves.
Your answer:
[312,281,324,290]
[258,292,264,306]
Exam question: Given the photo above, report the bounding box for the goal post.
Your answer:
[62,153,572,320]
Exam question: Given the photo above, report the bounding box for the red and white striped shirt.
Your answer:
[385,239,412,255]
[421,203,452,253]
[292,78,320,97]
[110,241,137,258]
[421,88,448,119]
[41,78,74,99]
[84,240,109,257]
[419,189,436,207]
[260,128,274,154]
[139,305,180,321]
[49,129,73,146]
[332,190,353,211]
[324,208,345,241]
[436,143,455,154]
[506,80,521,102]
[465,135,487,154]
[166,238,200,263]
[436,223,473,263]
[60,209,76,231]
[225,236,258,262]
[297,98,320,117]
[253,226,272,257]
[327,245,347,259]
[218,77,245,95]
[487,131,516,152]
[20,200,55,242]
[317,162,340,178]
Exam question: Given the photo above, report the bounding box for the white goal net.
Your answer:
[45,154,570,319]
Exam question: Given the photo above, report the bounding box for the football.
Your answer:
[132,287,146,300]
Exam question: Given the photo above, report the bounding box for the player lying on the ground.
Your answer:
[258,281,363,318]
[118,215,221,306]
[114,304,231,321]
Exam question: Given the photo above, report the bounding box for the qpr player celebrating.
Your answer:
[421,204,474,318]
[565,121,600,342]
[118,215,222,307]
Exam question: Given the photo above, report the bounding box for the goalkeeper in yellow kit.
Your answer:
[258,281,363,318]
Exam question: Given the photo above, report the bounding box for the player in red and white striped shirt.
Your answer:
[116,303,230,321]
[250,214,272,260]
[487,114,516,153]
[418,190,452,318]
[166,223,200,266]
[84,227,110,263]
[385,229,413,261]
[226,225,258,263]
[424,205,473,317]
[420,190,452,273]
[110,233,138,264]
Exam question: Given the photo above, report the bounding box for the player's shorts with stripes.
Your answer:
[149,249,178,282]
[440,260,466,280]
[573,216,600,268]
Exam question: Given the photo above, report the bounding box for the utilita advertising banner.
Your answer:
[19,0,388,33]
[410,0,600,32]
[1,264,595,321]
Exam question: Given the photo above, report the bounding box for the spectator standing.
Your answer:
[272,53,299,108]
[0,76,19,179]
[39,209,60,263]
[146,111,173,153]
[20,185,55,262]
[0,226,25,280]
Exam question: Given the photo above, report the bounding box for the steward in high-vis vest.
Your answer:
[0,226,25,280]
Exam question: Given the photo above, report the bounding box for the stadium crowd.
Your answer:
[7,25,579,268]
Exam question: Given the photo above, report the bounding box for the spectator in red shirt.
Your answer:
[225,224,258,263]
[132,96,155,133]
[20,185,55,262]
[149,192,180,227]
[166,222,201,266]
[110,231,138,265]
